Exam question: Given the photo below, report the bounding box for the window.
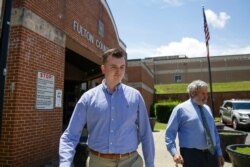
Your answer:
[225,102,232,109]
[174,74,181,83]
[0,0,4,31]
[234,102,250,110]
[98,20,104,37]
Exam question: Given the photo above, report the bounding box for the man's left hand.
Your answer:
[218,155,224,167]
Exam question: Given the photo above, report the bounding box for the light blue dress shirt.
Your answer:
[165,99,222,157]
[59,81,155,167]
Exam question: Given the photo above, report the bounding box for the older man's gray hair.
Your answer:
[187,80,208,96]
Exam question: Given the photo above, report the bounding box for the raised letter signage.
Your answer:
[73,20,109,52]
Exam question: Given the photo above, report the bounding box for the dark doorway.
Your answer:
[63,49,103,130]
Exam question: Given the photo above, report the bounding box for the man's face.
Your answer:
[101,55,126,84]
[192,87,208,105]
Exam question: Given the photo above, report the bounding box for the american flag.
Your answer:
[203,7,210,45]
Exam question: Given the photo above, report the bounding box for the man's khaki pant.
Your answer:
[88,151,143,167]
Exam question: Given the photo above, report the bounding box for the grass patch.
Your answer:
[214,117,220,122]
[235,147,250,154]
[155,81,250,94]
[155,83,187,94]
[155,121,167,130]
[219,132,242,135]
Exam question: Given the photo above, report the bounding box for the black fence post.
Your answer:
[0,0,12,137]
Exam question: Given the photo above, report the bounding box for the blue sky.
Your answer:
[106,0,250,59]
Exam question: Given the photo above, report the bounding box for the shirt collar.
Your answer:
[190,98,203,109]
[101,79,122,94]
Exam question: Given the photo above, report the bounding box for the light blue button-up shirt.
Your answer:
[165,99,222,156]
[59,81,155,167]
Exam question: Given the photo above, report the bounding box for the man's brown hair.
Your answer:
[102,48,126,64]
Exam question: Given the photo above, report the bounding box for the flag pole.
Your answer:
[203,6,215,116]
[206,39,215,117]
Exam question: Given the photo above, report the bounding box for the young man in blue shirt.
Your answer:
[59,48,155,167]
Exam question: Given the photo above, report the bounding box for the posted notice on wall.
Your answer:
[55,89,62,108]
[36,71,55,110]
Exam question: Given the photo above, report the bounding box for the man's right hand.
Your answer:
[173,154,184,164]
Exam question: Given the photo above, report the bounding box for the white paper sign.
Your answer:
[55,89,62,108]
[36,71,55,110]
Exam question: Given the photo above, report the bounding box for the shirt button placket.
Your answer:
[109,95,115,151]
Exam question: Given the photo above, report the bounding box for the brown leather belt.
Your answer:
[89,149,136,159]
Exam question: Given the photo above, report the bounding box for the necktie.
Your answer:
[198,105,215,155]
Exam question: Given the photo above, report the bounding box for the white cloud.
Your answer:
[205,9,230,29]
[153,37,206,57]
[126,37,250,59]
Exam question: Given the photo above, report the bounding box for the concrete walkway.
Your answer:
[52,129,233,167]
[138,130,232,167]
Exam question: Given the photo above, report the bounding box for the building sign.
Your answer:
[73,20,109,52]
[36,71,55,110]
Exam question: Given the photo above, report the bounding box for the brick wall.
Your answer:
[13,0,122,55]
[153,54,250,84]
[127,61,154,114]
[1,0,124,166]
[141,89,154,114]
[0,26,65,166]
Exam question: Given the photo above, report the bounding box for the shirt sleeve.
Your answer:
[214,124,223,156]
[59,96,87,167]
[138,94,155,167]
[165,106,180,156]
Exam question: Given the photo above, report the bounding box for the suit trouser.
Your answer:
[88,151,143,167]
[180,148,219,167]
